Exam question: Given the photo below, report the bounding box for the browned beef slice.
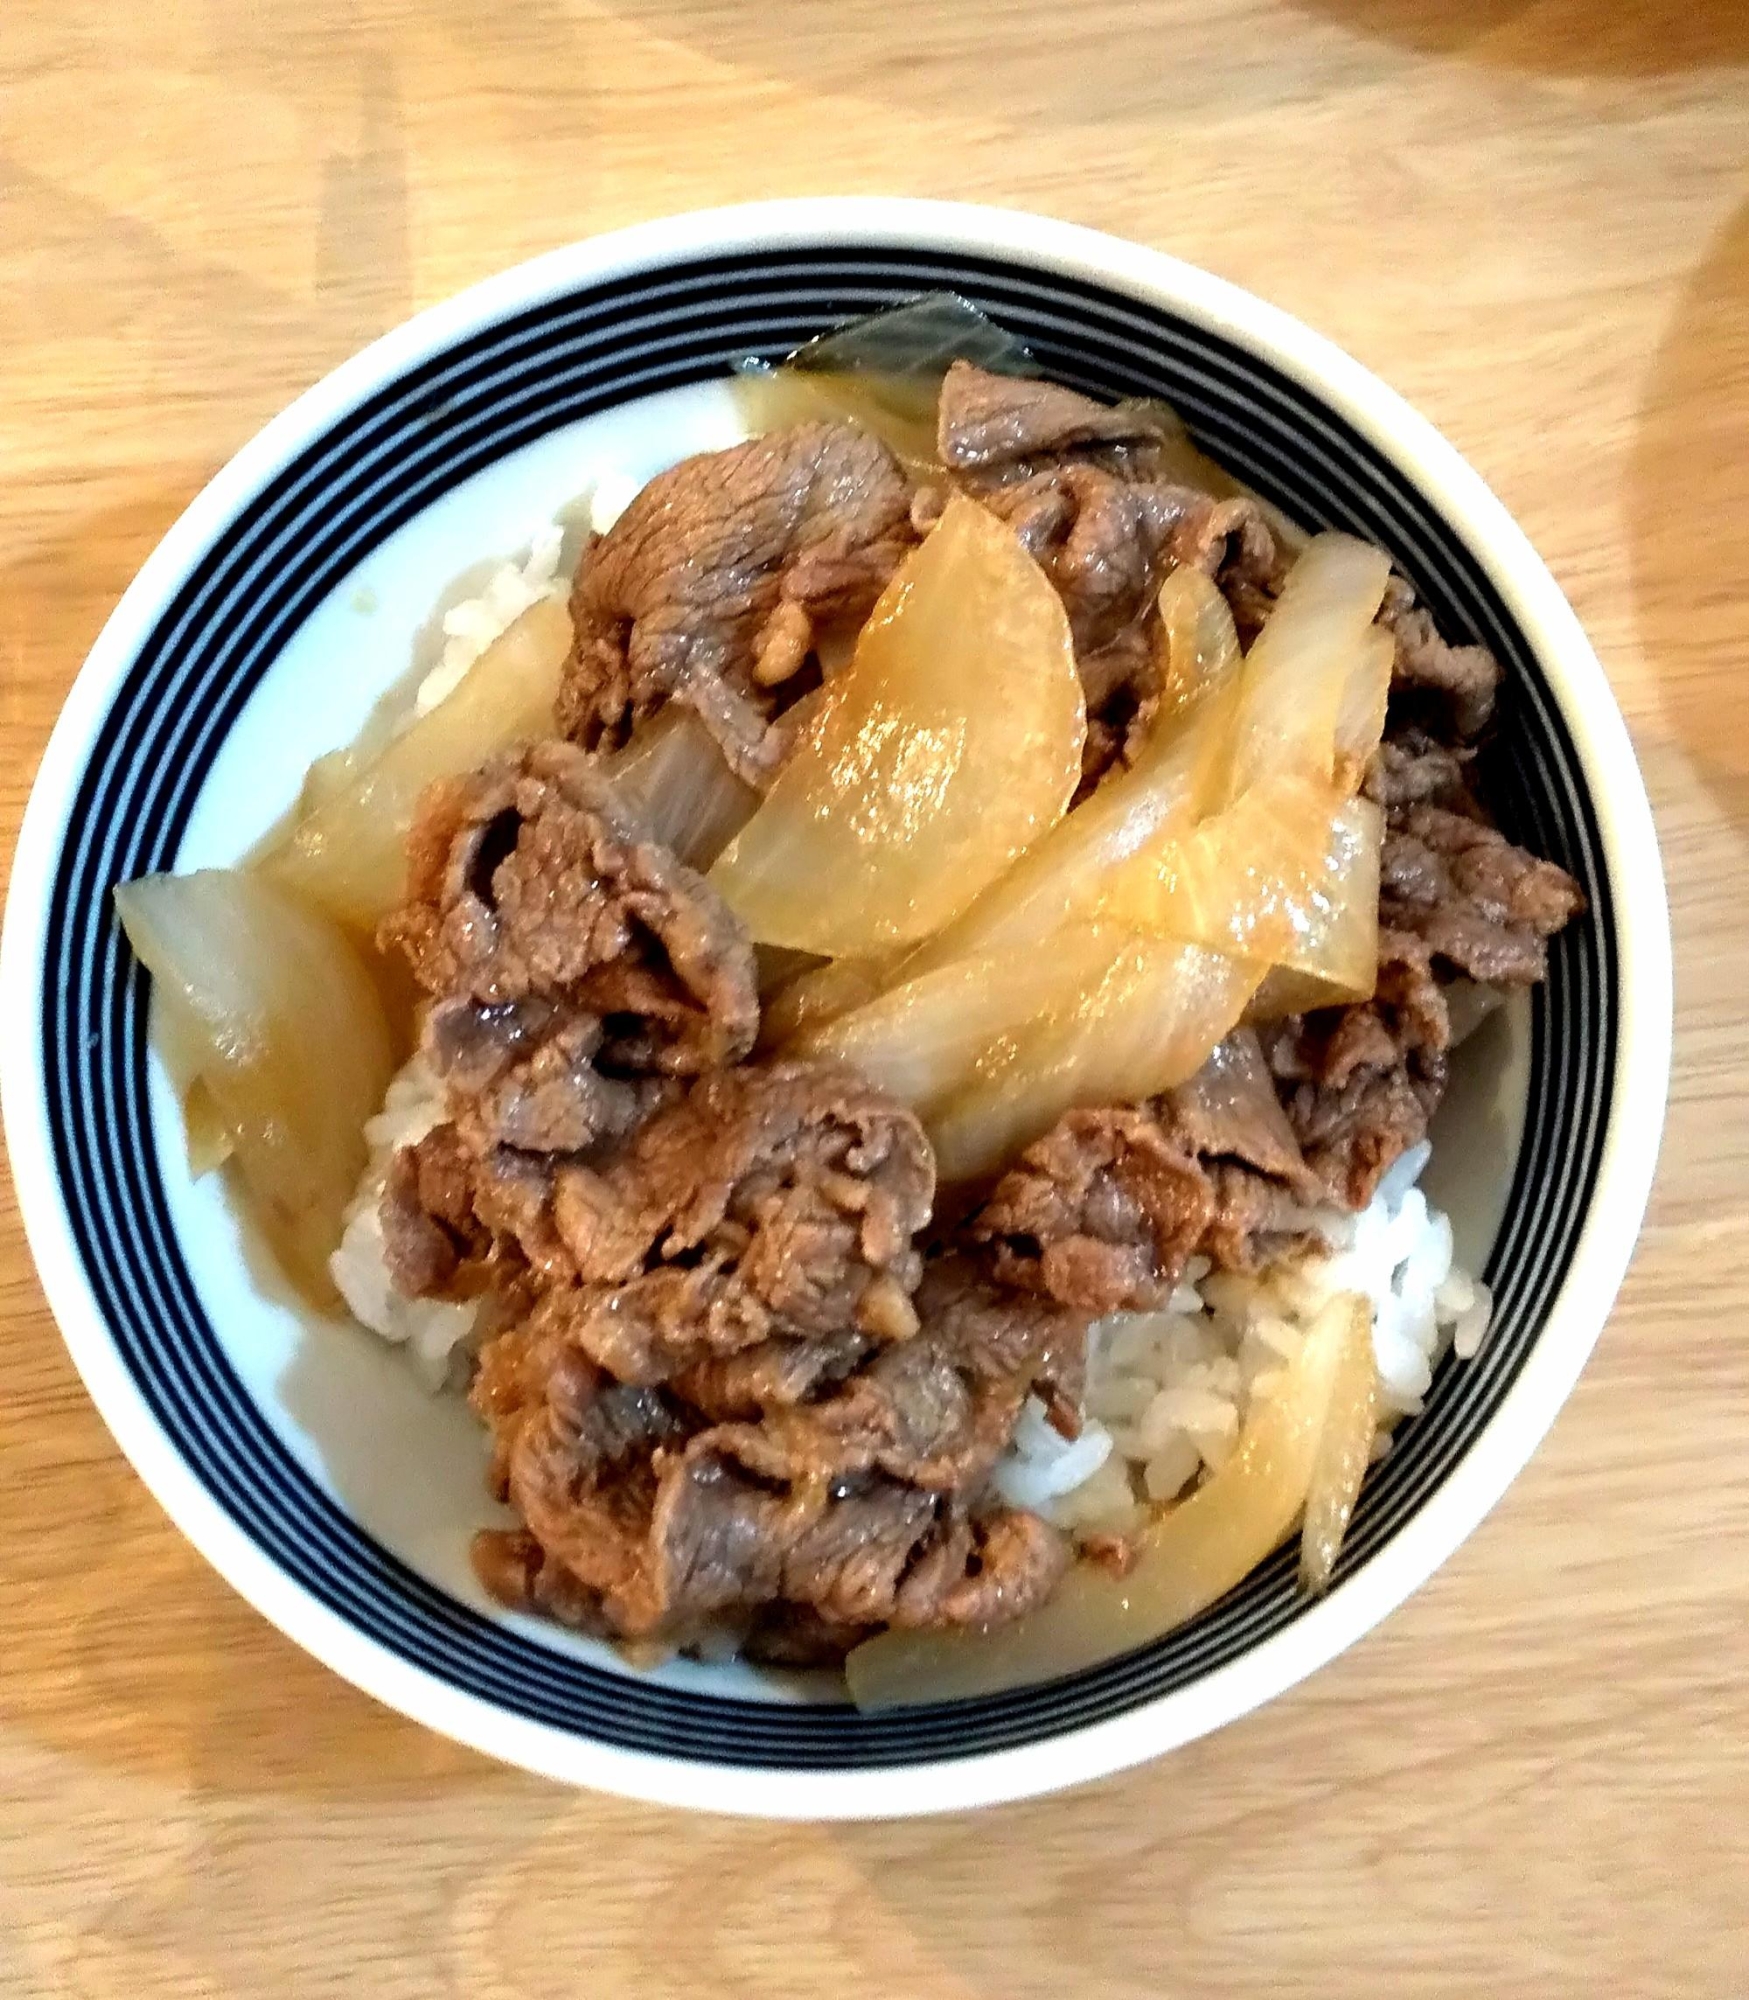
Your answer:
[892,1507,1070,1629]
[1169,493,1290,646]
[672,1327,875,1420]
[937,359,1177,471]
[980,464,1191,655]
[380,1122,493,1299]
[1153,1029,1326,1270]
[972,1105,1214,1314]
[973,1031,1335,1297]
[1378,575,1502,739]
[986,469,1287,791]
[470,1250,1076,1642]
[386,742,757,1055]
[647,1441,1068,1638]
[500,1382,694,1635]
[1363,726,1480,816]
[380,741,757,1163]
[742,1604,876,1669]
[1160,1028,1322,1198]
[494,1393,1066,1642]
[555,423,915,783]
[1264,932,1451,1210]
[685,1258,1088,1493]
[1381,804,1585,986]
[542,1060,934,1382]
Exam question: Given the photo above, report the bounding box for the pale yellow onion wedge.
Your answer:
[760,950,906,1049]
[115,870,396,1305]
[151,986,236,1177]
[258,594,571,930]
[710,494,1085,956]
[601,706,760,869]
[1222,533,1392,803]
[1300,1293,1379,1591]
[846,1288,1363,1707]
[732,367,942,477]
[889,569,1241,988]
[1333,625,1394,796]
[800,931,1124,1114]
[1094,777,1382,1001]
[925,936,1260,1184]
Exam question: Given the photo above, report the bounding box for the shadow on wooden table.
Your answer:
[589,0,1749,126]
[1284,0,1749,72]
[1630,196,1749,831]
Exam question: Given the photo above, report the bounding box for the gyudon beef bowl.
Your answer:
[0,201,1668,1817]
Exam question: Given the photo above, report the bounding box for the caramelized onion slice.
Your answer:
[1095,778,1381,1001]
[846,1289,1362,1707]
[601,707,760,869]
[925,936,1260,1185]
[710,495,1085,956]
[892,570,1241,986]
[801,931,1123,1113]
[258,595,571,931]
[732,294,1036,473]
[1300,1294,1378,1592]
[760,951,906,1049]
[1223,533,1392,803]
[115,870,396,1306]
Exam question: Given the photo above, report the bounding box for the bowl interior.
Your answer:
[19,237,1618,1774]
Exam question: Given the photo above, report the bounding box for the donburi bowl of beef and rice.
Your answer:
[0,200,1670,1818]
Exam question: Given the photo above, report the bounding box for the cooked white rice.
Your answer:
[990,1140,1492,1537]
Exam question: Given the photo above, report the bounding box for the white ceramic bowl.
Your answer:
[0,199,1670,1818]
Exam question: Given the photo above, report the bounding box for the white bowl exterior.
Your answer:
[0,198,1672,1818]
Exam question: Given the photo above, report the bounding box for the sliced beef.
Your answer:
[673,1327,875,1420]
[468,1237,1078,1644]
[380,742,757,1170]
[937,359,1176,472]
[972,1105,1214,1314]
[1162,1028,1322,1195]
[933,364,1291,790]
[1381,804,1585,986]
[384,741,757,1070]
[538,1060,934,1382]
[556,423,915,784]
[978,466,1186,654]
[1263,931,1452,1210]
[1364,726,1479,816]
[379,1122,494,1299]
[1378,574,1502,739]
[972,1031,1331,1304]
[482,1373,1066,1643]
[688,1258,1087,1493]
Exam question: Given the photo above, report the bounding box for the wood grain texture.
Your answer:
[2,2,1747,1992]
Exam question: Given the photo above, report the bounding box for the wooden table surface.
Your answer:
[3,2,1747,1993]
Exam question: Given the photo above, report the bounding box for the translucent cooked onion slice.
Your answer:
[1223,533,1392,802]
[601,707,759,869]
[845,1289,1362,1707]
[259,595,571,930]
[710,494,1085,956]
[924,935,1260,1184]
[732,294,1037,474]
[801,932,1121,1113]
[1095,777,1382,1001]
[114,870,396,1306]
[1300,1294,1378,1592]
[759,950,906,1049]
[893,569,1241,985]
